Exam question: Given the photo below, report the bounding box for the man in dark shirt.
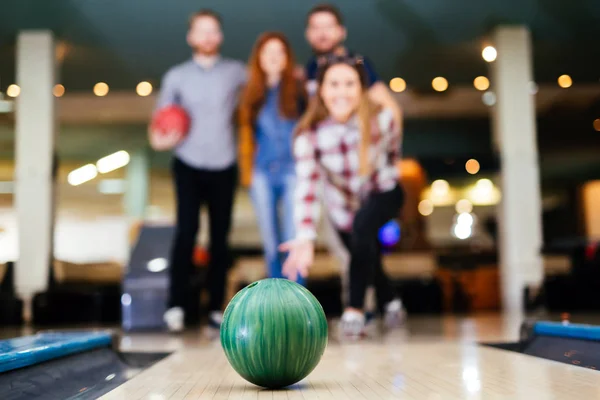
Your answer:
[303,3,401,126]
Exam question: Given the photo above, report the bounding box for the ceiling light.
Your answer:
[68,164,98,186]
[476,178,493,191]
[418,199,434,216]
[136,81,153,96]
[482,46,497,62]
[432,77,448,92]
[53,84,65,97]
[97,150,130,174]
[93,82,109,97]
[465,159,480,175]
[389,77,406,93]
[431,179,449,195]
[473,76,489,91]
[6,85,20,98]
[455,199,473,214]
[557,74,572,89]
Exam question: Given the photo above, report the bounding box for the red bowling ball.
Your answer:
[149,105,190,150]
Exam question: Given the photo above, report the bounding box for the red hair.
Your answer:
[239,32,303,126]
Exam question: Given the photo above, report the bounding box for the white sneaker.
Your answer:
[163,307,184,333]
[384,299,406,329]
[204,311,223,340]
[208,311,223,329]
[339,309,366,338]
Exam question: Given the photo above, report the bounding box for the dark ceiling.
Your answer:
[1,0,600,183]
[2,0,600,92]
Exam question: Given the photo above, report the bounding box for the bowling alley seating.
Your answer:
[436,251,500,313]
[32,259,123,325]
[52,259,123,284]
[543,240,600,312]
[0,262,23,325]
[434,250,572,314]
[385,252,444,314]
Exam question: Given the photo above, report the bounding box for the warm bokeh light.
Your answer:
[473,76,490,91]
[53,84,65,97]
[398,159,422,179]
[67,164,98,186]
[432,77,448,92]
[482,46,497,62]
[453,211,475,240]
[431,179,450,196]
[594,119,600,132]
[476,178,493,191]
[418,199,434,216]
[136,81,153,96]
[457,212,474,227]
[455,199,473,214]
[468,178,500,205]
[558,74,572,88]
[453,223,472,240]
[55,41,69,63]
[97,150,131,174]
[93,82,109,96]
[389,77,406,93]
[465,159,480,175]
[6,84,20,98]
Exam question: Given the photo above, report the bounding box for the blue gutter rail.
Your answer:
[0,331,113,373]
[533,321,600,342]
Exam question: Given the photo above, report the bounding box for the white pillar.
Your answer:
[124,148,150,219]
[14,31,57,321]
[490,26,543,313]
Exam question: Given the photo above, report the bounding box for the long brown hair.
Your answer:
[239,32,303,126]
[296,55,379,176]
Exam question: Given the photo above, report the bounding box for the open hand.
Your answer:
[149,130,182,151]
[279,239,314,282]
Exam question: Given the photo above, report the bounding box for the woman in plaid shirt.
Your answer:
[280,55,405,337]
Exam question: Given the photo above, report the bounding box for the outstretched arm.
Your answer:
[280,132,323,281]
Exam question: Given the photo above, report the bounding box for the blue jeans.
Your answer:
[250,167,305,286]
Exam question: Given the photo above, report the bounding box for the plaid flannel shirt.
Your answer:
[293,109,401,241]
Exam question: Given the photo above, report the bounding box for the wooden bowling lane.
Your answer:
[101,334,600,399]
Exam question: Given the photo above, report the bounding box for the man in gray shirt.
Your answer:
[153,9,246,333]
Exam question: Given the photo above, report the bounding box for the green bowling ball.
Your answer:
[220,278,328,389]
